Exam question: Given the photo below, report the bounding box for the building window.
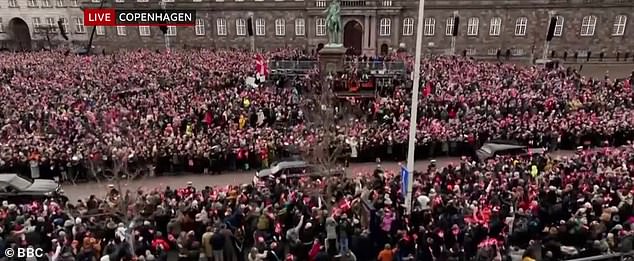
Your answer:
[60,17,69,34]
[116,26,126,36]
[514,17,527,36]
[166,26,176,36]
[613,15,627,36]
[28,0,38,7]
[8,0,17,7]
[553,15,564,37]
[466,48,476,55]
[511,48,525,56]
[115,0,124,2]
[70,0,78,6]
[195,18,205,36]
[216,18,227,36]
[255,18,265,36]
[74,17,85,33]
[41,0,50,7]
[580,15,597,36]
[0,19,3,33]
[445,17,454,36]
[139,26,150,36]
[402,18,414,36]
[236,19,246,36]
[316,18,326,36]
[467,17,479,36]
[423,18,435,36]
[56,0,64,6]
[295,18,305,36]
[489,17,501,36]
[275,19,285,36]
[487,48,498,56]
[379,18,391,36]
[137,0,148,2]
[46,17,57,32]
[96,26,105,35]
[32,18,41,33]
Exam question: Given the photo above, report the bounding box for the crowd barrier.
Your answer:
[2,129,633,181]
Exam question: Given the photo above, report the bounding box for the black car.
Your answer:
[0,173,64,203]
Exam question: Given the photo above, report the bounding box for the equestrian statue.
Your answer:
[323,0,343,47]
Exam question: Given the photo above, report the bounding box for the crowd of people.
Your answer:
[0,49,633,180]
[5,145,634,261]
[0,45,633,261]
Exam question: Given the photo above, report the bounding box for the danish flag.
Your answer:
[255,54,269,78]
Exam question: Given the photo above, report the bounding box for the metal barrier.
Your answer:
[268,60,406,72]
[565,252,634,261]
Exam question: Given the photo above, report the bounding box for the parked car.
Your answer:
[476,141,547,161]
[0,173,64,202]
[253,160,343,186]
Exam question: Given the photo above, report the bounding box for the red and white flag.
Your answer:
[254,54,268,79]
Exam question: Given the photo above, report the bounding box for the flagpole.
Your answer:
[405,0,425,215]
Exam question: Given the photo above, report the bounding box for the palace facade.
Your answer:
[0,0,88,50]
[6,0,631,58]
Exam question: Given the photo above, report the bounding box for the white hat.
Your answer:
[305,222,312,229]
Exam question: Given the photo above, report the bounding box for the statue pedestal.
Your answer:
[319,46,346,77]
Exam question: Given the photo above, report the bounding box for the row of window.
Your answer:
[395,14,628,37]
[5,0,78,7]
[100,15,630,38]
[97,18,328,37]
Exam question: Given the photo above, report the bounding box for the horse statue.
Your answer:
[323,0,342,46]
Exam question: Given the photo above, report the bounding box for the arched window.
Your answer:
[275,18,285,36]
[423,17,435,36]
[402,17,414,36]
[379,18,391,36]
[489,17,501,36]
[467,17,479,36]
[613,15,627,36]
[580,15,597,36]
[514,17,528,36]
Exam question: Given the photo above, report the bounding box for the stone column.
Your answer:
[370,15,377,52]
[392,15,400,49]
[364,15,370,48]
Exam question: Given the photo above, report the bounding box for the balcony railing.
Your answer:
[316,0,367,7]
[341,0,366,6]
[381,0,392,6]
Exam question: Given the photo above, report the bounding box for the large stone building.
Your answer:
[0,0,88,50]
[53,0,634,59]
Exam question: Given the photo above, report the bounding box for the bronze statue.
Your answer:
[323,0,342,46]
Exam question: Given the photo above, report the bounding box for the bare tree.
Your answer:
[301,74,342,173]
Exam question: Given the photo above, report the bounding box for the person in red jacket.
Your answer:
[151,232,170,253]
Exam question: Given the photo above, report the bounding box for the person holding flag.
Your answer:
[254,54,269,82]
